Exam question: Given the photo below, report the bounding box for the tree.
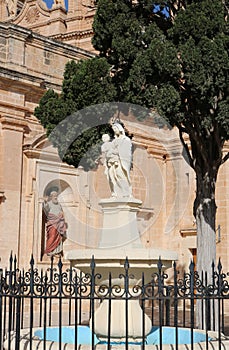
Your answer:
[35,58,116,170]
[35,0,229,279]
[92,0,229,278]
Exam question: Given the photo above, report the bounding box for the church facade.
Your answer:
[0,0,228,272]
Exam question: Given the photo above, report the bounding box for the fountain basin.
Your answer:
[66,248,178,283]
[5,326,225,350]
[66,248,178,343]
[34,326,211,345]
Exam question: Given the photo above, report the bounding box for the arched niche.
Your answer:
[41,179,74,260]
[43,179,73,202]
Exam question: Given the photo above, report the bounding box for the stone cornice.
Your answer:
[0,115,28,132]
[51,29,95,41]
[24,32,94,60]
[23,148,61,162]
[23,147,79,176]
[0,21,31,39]
[0,22,94,58]
[23,12,68,33]
[0,70,44,89]
[0,67,61,91]
[124,119,182,159]
[133,131,182,160]
[0,100,32,116]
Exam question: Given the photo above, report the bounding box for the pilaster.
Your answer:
[0,115,27,266]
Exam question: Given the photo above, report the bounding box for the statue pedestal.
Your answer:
[66,197,178,343]
[99,198,142,249]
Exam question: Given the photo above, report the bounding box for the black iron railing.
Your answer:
[0,254,228,349]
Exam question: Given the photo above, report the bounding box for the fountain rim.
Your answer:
[5,326,225,350]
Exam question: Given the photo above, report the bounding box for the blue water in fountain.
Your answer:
[147,326,209,344]
[34,326,210,345]
[35,326,99,345]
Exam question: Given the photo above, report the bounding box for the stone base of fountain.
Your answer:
[66,197,177,343]
[91,299,152,343]
[66,247,177,343]
[66,248,178,282]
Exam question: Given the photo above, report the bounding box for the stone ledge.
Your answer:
[66,248,178,262]
[4,328,227,350]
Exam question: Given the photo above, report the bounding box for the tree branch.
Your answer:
[178,128,194,169]
[184,117,209,168]
[212,120,224,168]
[168,0,186,21]
[222,0,229,21]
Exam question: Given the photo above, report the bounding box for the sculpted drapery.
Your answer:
[43,191,67,256]
[101,123,132,198]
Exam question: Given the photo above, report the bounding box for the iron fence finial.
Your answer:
[217,258,222,273]
[124,257,129,270]
[157,256,162,271]
[30,254,34,267]
[90,255,96,270]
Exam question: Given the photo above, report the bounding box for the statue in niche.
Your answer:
[101,122,132,198]
[43,190,67,257]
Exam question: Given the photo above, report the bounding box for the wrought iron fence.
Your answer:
[0,253,229,349]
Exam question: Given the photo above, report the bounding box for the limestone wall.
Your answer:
[0,19,228,275]
[0,0,96,52]
[0,22,93,268]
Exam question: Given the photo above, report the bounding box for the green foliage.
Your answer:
[62,58,116,108]
[171,0,225,43]
[34,89,67,135]
[35,58,116,170]
[92,0,143,62]
[164,1,229,141]
[90,0,229,236]
[36,0,229,179]
[92,0,158,99]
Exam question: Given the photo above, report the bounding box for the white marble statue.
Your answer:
[101,123,132,198]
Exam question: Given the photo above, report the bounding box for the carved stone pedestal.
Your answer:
[99,197,142,249]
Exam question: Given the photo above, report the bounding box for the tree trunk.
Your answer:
[194,169,217,330]
[195,175,216,276]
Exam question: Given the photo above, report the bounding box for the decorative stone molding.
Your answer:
[37,0,49,11]
[23,148,61,162]
[0,115,28,132]
[1,0,97,50]
[5,0,17,18]
[81,0,96,9]
[51,29,94,42]
[25,6,40,24]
